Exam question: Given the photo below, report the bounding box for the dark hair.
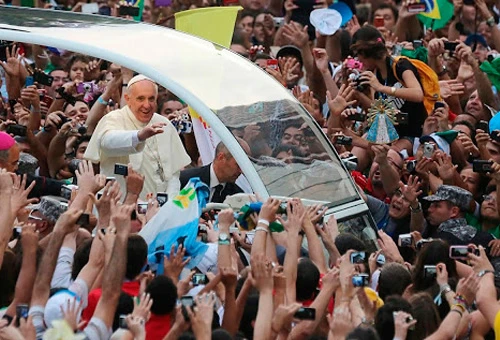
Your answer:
[378,263,412,301]
[412,240,457,292]
[0,250,20,308]
[238,9,256,22]
[351,26,387,60]
[49,67,67,75]
[65,54,90,73]
[375,296,413,340]
[212,328,233,340]
[296,258,320,301]
[347,325,381,340]
[126,235,148,280]
[239,294,259,339]
[335,233,365,255]
[409,292,441,339]
[146,276,177,315]
[112,292,134,331]
[71,238,92,280]
[372,4,398,23]
[75,135,91,149]
[452,120,476,141]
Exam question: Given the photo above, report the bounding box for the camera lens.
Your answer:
[78,125,87,135]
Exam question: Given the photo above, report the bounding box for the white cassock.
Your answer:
[84,105,191,200]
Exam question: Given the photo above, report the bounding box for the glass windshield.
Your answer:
[216,98,358,206]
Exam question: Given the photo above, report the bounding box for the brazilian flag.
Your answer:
[417,0,454,30]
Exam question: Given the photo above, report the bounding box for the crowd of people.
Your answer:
[3,0,500,338]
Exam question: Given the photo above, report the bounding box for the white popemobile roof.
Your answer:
[0,7,377,239]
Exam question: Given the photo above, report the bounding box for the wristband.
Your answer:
[255,226,268,233]
[97,96,108,105]
[451,303,466,313]
[450,309,463,318]
[257,219,270,227]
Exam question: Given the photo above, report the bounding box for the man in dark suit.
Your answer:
[180,141,249,203]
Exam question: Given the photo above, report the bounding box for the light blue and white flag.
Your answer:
[138,178,209,275]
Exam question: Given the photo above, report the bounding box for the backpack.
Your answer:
[391,56,442,115]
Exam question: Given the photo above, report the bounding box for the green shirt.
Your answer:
[467,213,500,239]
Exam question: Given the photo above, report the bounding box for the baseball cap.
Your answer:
[310,8,342,36]
[276,45,303,66]
[465,34,488,48]
[413,133,450,155]
[423,185,473,211]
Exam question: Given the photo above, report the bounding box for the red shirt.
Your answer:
[82,281,141,322]
[145,313,172,340]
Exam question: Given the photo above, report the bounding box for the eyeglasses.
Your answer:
[28,210,43,221]
[483,195,497,202]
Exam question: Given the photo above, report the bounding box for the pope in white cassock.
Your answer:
[84,74,191,199]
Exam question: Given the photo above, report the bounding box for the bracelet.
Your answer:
[439,283,451,293]
[55,96,63,100]
[450,309,463,318]
[454,294,468,306]
[410,202,422,213]
[97,96,108,105]
[257,219,270,227]
[451,303,466,314]
[122,83,128,87]
[255,226,269,233]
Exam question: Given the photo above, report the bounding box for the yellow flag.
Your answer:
[175,7,243,48]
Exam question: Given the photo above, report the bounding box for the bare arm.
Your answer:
[0,172,14,268]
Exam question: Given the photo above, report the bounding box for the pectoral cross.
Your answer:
[156,160,166,182]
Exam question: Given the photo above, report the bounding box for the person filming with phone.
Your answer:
[84,74,191,199]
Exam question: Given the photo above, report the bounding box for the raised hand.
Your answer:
[89,180,122,226]
[393,311,417,340]
[258,197,281,224]
[313,48,329,73]
[434,153,458,182]
[11,174,38,218]
[455,273,480,306]
[281,21,309,49]
[110,198,135,235]
[0,44,24,78]
[399,175,422,206]
[271,303,301,335]
[75,160,105,194]
[251,254,273,293]
[163,244,190,283]
[439,80,465,99]
[138,122,167,141]
[62,297,85,332]
[125,164,145,197]
[378,230,404,263]
[457,133,479,158]
[326,84,356,116]
[132,292,153,322]
[188,293,216,338]
[53,208,84,235]
[372,144,390,165]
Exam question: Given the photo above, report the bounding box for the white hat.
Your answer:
[195,243,218,275]
[309,8,342,36]
[127,74,156,90]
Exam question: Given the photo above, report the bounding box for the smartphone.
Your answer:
[76,213,90,226]
[180,295,194,307]
[335,135,353,146]
[376,253,386,266]
[352,273,370,287]
[472,160,493,173]
[408,3,426,12]
[266,59,279,70]
[277,202,288,214]
[41,95,54,107]
[33,71,54,86]
[105,177,116,184]
[347,112,366,121]
[350,251,366,264]
[424,265,437,278]
[0,41,14,62]
[413,40,423,49]
[16,304,29,327]
[137,203,148,214]
[6,124,27,137]
[434,101,445,110]
[192,273,208,286]
[156,192,168,207]
[25,76,34,87]
[398,233,413,247]
[294,307,316,320]
[60,185,73,200]
[423,142,435,159]
[444,41,459,52]
[118,5,140,16]
[114,163,128,176]
[273,17,285,28]
[119,314,128,329]
[392,44,403,57]
[396,112,409,125]
[374,17,384,28]
[449,245,470,260]
[477,120,489,133]
[82,2,99,13]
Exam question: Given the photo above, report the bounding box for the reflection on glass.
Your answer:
[218,98,358,207]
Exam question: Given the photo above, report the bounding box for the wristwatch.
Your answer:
[218,232,230,245]
[410,202,422,213]
[478,270,495,278]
